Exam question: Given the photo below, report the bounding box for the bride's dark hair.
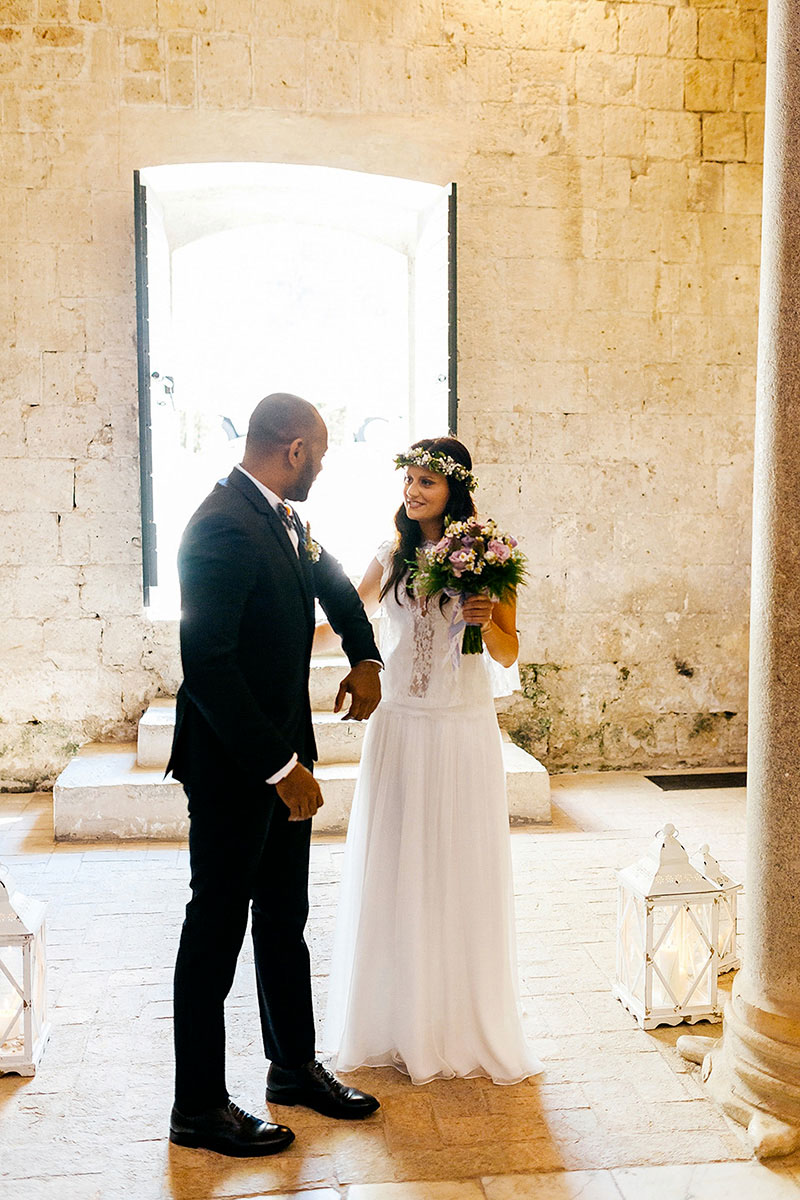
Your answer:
[380,436,477,604]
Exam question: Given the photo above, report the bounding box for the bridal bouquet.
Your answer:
[412,517,527,655]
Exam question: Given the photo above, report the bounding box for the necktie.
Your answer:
[276,501,294,531]
[275,501,300,556]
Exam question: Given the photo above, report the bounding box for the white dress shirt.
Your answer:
[236,463,299,553]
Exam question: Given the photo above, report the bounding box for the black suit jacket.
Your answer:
[167,468,381,789]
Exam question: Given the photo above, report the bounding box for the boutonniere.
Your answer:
[304,521,321,563]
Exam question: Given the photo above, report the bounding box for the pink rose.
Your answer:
[488,539,511,563]
[449,550,472,575]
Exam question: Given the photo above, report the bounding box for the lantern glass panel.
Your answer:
[0,944,25,1055]
[619,890,646,1004]
[651,903,714,1010]
[32,928,46,1036]
[718,895,735,960]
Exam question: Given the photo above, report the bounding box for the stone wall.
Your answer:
[0,0,763,788]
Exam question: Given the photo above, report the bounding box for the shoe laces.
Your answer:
[308,1060,345,1094]
[227,1100,252,1124]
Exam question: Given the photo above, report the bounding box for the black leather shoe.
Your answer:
[266,1060,380,1119]
[169,1099,295,1156]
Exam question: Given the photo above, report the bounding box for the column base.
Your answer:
[677,979,800,1159]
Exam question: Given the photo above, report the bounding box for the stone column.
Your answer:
[677,0,800,1160]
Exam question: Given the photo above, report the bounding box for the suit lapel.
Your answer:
[225,469,314,618]
[295,517,316,594]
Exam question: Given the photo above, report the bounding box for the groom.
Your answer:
[168,393,383,1157]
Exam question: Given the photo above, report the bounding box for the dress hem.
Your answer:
[331,1051,544,1088]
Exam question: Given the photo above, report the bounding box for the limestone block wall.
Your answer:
[0,0,763,787]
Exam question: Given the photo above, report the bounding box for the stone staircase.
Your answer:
[53,656,550,840]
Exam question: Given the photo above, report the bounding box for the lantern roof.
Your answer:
[689,844,742,892]
[617,823,721,899]
[0,868,47,938]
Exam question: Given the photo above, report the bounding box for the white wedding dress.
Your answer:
[323,543,542,1085]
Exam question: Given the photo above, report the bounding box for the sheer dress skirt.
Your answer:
[324,699,542,1085]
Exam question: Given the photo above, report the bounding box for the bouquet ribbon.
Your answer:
[445,590,467,672]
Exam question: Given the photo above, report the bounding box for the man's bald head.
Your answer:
[241,392,328,501]
[245,393,323,456]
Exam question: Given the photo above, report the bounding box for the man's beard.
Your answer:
[286,463,316,502]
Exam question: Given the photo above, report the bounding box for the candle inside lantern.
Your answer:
[653,906,707,1008]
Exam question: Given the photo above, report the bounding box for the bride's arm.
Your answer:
[461,594,519,668]
[312,556,384,655]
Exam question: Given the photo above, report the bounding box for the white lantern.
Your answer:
[690,844,742,975]
[0,868,50,1076]
[614,824,723,1030]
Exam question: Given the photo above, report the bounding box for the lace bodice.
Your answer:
[375,541,494,711]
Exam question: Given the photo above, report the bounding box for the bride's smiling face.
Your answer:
[403,466,449,524]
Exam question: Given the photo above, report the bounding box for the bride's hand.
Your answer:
[461,595,494,630]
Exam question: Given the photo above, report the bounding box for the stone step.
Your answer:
[136,700,366,769]
[312,711,366,765]
[137,656,356,768]
[502,735,551,823]
[54,737,550,841]
[54,745,188,841]
[137,697,180,768]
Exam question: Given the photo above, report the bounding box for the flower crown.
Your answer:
[394,447,478,492]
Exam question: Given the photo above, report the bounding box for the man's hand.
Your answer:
[275,763,324,822]
[334,660,382,721]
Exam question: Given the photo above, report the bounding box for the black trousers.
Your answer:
[173,780,316,1113]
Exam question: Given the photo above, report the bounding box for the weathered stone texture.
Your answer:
[685,61,734,113]
[199,34,251,108]
[0,0,764,786]
[252,37,306,110]
[703,111,748,161]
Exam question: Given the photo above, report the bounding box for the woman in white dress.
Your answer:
[320,437,542,1086]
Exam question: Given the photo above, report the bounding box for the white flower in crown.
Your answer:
[304,522,322,563]
[393,448,478,492]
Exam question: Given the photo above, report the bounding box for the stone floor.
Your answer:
[2,772,800,1199]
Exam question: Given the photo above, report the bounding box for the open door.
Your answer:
[133,170,157,605]
[408,181,456,440]
[448,181,457,435]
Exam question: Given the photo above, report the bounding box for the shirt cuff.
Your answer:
[359,659,383,669]
[266,753,298,785]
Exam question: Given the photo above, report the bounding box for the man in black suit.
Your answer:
[168,393,382,1157]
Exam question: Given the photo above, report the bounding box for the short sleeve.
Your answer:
[375,539,396,572]
[483,650,521,698]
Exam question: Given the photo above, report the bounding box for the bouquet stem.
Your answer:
[462,624,484,655]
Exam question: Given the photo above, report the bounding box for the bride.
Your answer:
[319,436,542,1085]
